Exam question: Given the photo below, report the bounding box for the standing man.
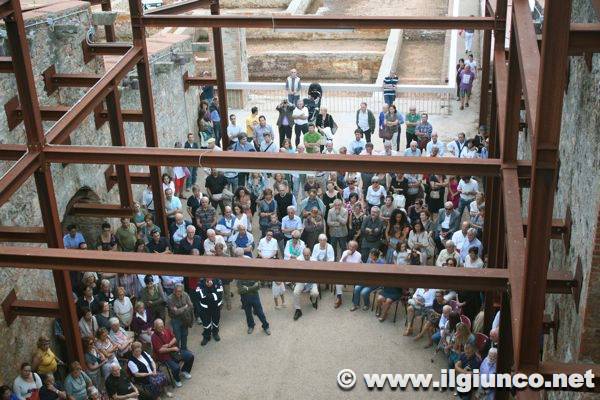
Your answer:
[237,279,271,335]
[459,64,476,110]
[415,113,433,151]
[405,106,420,148]
[253,115,273,148]
[196,277,223,346]
[360,207,384,263]
[285,68,301,105]
[355,102,376,143]
[457,176,479,218]
[460,22,475,54]
[276,98,295,148]
[209,97,221,147]
[245,106,259,144]
[292,99,309,147]
[383,70,399,106]
[184,133,198,191]
[200,70,214,102]
[327,199,348,260]
[227,114,244,148]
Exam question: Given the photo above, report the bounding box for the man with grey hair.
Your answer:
[284,230,305,260]
[293,247,319,320]
[435,240,463,267]
[105,363,139,400]
[327,199,348,260]
[426,132,445,156]
[403,140,422,157]
[336,240,362,308]
[434,201,461,251]
[459,228,483,262]
[281,206,303,241]
[451,221,471,253]
[203,229,226,256]
[177,224,202,255]
[151,318,194,387]
[360,206,384,263]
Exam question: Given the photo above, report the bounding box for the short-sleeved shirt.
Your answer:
[303,131,322,153]
[187,195,203,218]
[405,113,420,134]
[115,224,137,252]
[459,70,476,91]
[178,235,202,255]
[63,232,85,249]
[147,237,170,253]
[245,115,259,137]
[165,196,182,214]
[458,353,481,371]
[105,371,135,398]
[151,328,176,362]
[205,174,227,195]
[195,206,217,229]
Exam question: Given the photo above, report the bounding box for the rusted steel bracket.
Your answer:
[2,289,60,326]
[542,303,560,351]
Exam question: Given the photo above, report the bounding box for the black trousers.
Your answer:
[360,128,372,143]
[199,305,221,339]
[294,124,308,147]
[279,125,292,148]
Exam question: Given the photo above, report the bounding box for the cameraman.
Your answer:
[276,99,295,148]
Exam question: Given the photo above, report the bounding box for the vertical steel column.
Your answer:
[210,0,229,150]
[502,31,522,164]
[5,0,83,363]
[101,0,117,42]
[518,0,572,369]
[128,0,168,233]
[105,90,134,207]
[34,167,85,363]
[478,7,492,125]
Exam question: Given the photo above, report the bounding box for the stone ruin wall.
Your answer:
[517,1,599,399]
[0,1,199,382]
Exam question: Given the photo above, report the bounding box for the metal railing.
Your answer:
[225,81,453,115]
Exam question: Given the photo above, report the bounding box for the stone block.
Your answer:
[92,11,118,26]
[192,42,211,52]
[52,24,83,39]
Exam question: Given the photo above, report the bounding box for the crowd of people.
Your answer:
[4,65,499,400]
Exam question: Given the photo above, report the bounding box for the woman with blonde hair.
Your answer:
[31,336,64,377]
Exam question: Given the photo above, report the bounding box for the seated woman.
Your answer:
[113,287,134,329]
[374,287,402,322]
[12,363,42,400]
[108,318,134,358]
[407,220,435,265]
[39,374,66,400]
[31,335,64,379]
[127,341,172,399]
[95,301,113,331]
[445,322,476,369]
[350,249,384,312]
[64,362,93,400]
[413,290,446,347]
[131,302,154,346]
[82,337,105,391]
[94,328,120,381]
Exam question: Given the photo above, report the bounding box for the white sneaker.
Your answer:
[175,381,182,388]
[165,391,173,398]
[181,372,192,380]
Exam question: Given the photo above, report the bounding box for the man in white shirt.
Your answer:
[435,240,463,267]
[259,132,278,153]
[382,141,398,156]
[403,140,422,157]
[227,114,243,146]
[426,132,445,156]
[257,230,279,259]
[451,221,471,253]
[335,241,362,308]
[447,132,468,158]
[292,99,309,147]
[465,53,478,77]
[457,176,479,217]
[322,140,337,154]
[203,229,227,256]
[285,68,301,104]
[293,247,319,320]
[310,234,335,262]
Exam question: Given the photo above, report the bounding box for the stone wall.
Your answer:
[516,1,599,399]
[0,1,199,383]
[248,51,384,82]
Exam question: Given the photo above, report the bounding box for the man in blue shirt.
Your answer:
[209,97,221,147]
[281,206,303,240]
[63,224,85,249]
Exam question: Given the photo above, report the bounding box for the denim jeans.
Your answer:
[186,167,197,189]
[288,94,300,105]
[352,286,375,307]
[170,318,189,351]
[241,294,269,330]
[213,122,221,147]
[458,197,471,219]
[383,93,396,106]
[226,176,239,193]
[164,349,194,382]
[432,330,441,344]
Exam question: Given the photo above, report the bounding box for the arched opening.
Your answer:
[61,186,104,248]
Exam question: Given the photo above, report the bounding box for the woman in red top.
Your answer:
[446,175,460,209]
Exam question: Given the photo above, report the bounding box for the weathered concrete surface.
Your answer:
[249,51,384,82]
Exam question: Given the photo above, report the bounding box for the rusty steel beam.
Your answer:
[522,218,567,239]
[141,14,497,30]
[2,289,60,326]
[69,203,133,218]
[105,89,134,207]
[0,226,47,243]
[144,0,210,15]
[210,0,229,150]
[503,31,523,164]
[501,167,526,366]
[519,0,572,370]
[493,48,508,153]
[512,0,540,139]
[42,65,103,95]
[81,40,133,64]
[182,70,218,92]
[479,4,492,125]
[568,23,600,55]
[128,0,168,234]
[0,144,27,160]
[0,152,40,207]
[94,108,144,128]
[100,0,117,42]
[42,145,505,175]
[0,245,510,290]
[44,46,143,145]
[0,56,13,73]
[105,168,151,191]
[0,0,12,19]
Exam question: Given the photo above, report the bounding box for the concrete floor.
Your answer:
[169,288,453,400]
